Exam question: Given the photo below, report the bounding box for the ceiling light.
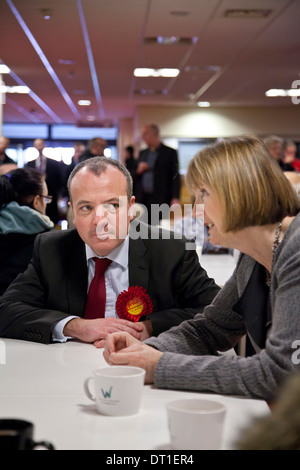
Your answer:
[197,101,211,107]
[0,64,10,74]
[144,36,197,46]
[265,88,300,97]
[0,85,30,93]
[78,99,91,106]
[41,9,52,20]
[265,89,286,97]
[134,68,179,78]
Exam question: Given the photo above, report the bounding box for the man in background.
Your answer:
[135,124,181,223]
[26,138,64,224]
[0,136,14,166]
[78,137,107,162]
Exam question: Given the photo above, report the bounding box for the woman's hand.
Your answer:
[103,331,163,384]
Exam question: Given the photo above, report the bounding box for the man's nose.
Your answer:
[93,208,108,224]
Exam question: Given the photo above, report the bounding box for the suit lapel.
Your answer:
[128,232,149,292]
[65,231,88,317]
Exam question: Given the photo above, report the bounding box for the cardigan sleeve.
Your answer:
[145,245,300,401]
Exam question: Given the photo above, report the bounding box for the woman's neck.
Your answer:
[231,216,294,272]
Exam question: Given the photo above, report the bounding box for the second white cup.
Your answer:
[167,398,227,450]
[84,366,145,416]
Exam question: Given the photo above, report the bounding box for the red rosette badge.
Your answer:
[116,286,153,322]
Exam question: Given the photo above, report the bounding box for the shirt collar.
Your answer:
[85,235,129,269]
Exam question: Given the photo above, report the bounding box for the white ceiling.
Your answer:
[1,0,299,127]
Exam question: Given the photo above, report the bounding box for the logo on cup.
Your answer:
[101,386,113,399]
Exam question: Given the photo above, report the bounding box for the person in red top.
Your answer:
[282,140,300,172]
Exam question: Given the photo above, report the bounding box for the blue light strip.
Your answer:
[8,68,62,123]
[76,0,105,118]
[5,96,41,123]
[6,0,80,120]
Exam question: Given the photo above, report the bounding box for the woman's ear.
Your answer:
[32,194,40,211]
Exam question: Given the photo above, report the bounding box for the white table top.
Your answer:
[0,338,269,451]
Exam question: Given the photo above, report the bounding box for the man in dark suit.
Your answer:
[78,137,107,163]
[0,136,14,166]
[135,124,181,223]
[26,139,64,224]
[0,157,219,345]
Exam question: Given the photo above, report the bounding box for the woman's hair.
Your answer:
[0,167,45,209]
[186,135,300,232]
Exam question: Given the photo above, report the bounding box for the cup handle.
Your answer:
[31,440,55,450]
[84,376,96,401]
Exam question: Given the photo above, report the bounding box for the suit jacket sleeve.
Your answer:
[0,231,87,344]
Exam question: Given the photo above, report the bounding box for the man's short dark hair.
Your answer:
[68,156,133,201]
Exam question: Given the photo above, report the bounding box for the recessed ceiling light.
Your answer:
[134,68,179,77]
[41,8,52,20]
[265,89,286,97]
[78,99,91,106]
[0,85,30,94]
[197,101,211,107]
[0,64,10,73]
[144,36,197,46]
[265,88,300,97]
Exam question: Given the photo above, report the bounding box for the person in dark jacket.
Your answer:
[0,136,14,166]
[0,167,54,294]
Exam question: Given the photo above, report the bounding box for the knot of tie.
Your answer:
[94,257,112,274]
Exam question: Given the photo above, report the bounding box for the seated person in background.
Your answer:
[103,136,300,403]
[0,167,54,295]
[263,135,283,164]
[0,157,219,344]
[282,140,300,172]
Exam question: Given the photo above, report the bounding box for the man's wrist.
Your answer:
[63,317,82,338]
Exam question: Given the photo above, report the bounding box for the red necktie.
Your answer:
[84,257,112,319]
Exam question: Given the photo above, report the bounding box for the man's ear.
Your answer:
[128,196,135,221]
[68,201,76,226]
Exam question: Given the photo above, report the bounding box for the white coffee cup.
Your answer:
[84,366,145,416]
[167,398,226,450]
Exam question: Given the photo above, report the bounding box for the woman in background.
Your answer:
[102,136,300,403]
[0,167,54,294]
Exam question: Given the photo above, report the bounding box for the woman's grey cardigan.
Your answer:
[145,213,300,401]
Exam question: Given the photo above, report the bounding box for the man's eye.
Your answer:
[80,205,92,212]
[103,203,119,213]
